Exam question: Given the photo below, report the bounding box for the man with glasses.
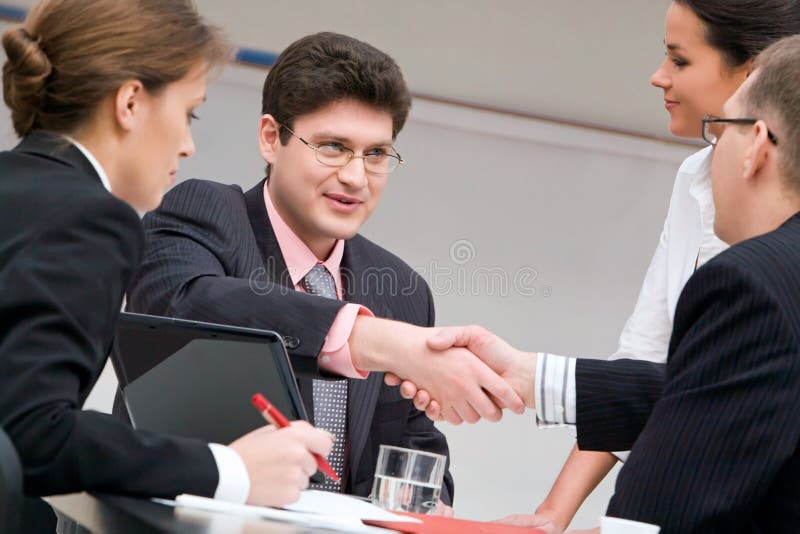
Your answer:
[701,114,779,147]
[401,36,800,532]
[124,31,524,507]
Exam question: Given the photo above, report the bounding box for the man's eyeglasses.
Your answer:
[702,115,779,147]
[279,123,404,175]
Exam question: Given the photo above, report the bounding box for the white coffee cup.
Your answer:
[600,516,661,534]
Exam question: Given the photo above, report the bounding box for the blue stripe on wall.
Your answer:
[0,5,26,21]
[235,48,278,68]
[0,4,279,69]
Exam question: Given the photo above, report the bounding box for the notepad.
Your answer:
[159,491,421,533]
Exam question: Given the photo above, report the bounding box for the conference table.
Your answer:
[46,492,329,533]
[45,492,550,534]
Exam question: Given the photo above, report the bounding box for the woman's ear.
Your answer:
[743,57,756,78]
[114,80,146,132]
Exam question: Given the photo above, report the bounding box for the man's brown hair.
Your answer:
[746,35,800,192]
[261,32,411,144]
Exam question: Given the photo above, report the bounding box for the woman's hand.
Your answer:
[229,421,334,507]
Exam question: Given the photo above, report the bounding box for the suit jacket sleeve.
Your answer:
[575,358,665,451]
[604,260,800,532]
[0,195,218,498]
[127,180,345,375]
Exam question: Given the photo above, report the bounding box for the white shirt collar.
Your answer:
[678,145,713,176]
[67,137,113,193]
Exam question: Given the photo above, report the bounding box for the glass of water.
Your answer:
[371,445,446,514]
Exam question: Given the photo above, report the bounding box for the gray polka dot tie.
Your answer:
[303,264,348,492]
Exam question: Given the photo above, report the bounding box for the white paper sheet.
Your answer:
[160,493,418,533]
[284,490,422,522]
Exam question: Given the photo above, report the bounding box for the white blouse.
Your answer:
[611,146,729,363]
[537,147,730,432]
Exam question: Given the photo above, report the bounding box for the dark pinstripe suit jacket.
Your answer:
[126,178,453,502]
[575,213,800,533]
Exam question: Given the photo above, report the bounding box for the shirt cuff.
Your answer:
[209,444,250,503]
[534,353,577,428]
[319,304,373,378]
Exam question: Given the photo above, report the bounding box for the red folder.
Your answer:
[364,512,547,533]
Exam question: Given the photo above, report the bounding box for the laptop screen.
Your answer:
[114,313,307,445]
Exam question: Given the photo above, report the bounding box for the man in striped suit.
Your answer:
[124,32,524,508]
[398,36,800,533]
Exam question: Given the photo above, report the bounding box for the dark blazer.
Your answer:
[0,132,219,498]
[575,214,800,533]
[126,178,454,502]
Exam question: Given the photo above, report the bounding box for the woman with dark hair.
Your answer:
[513,1,800,531]
[0,0,332,508]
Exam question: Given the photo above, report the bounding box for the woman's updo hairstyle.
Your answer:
[674,0,800,68]
[2,0,232,138]
[2,27,51,136]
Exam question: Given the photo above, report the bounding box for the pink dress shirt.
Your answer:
[264,186,370,379]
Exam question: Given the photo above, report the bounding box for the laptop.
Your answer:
[111,312,309,445]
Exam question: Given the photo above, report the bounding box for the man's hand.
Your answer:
[384,325,537,423]
[349,317,525,424]
[229,421,334,506]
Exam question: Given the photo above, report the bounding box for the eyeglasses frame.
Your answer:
[277,123,404,175]
[701,115,778,147]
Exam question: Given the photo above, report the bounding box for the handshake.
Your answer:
[230,317,538,507]
[348,317,538,425]
[231,318,541,508]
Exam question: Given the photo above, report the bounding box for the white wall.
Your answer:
[3,0,676,139]
[0,28,695,527]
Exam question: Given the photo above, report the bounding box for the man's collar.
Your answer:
[263,183,344,286]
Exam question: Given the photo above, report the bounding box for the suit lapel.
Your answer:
[343,240,392,483]
[243,180,290,285]
[243,180,316,420]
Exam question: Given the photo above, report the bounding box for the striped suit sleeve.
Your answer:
[575,358,664,451]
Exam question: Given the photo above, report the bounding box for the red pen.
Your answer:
[251,393,340,482]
